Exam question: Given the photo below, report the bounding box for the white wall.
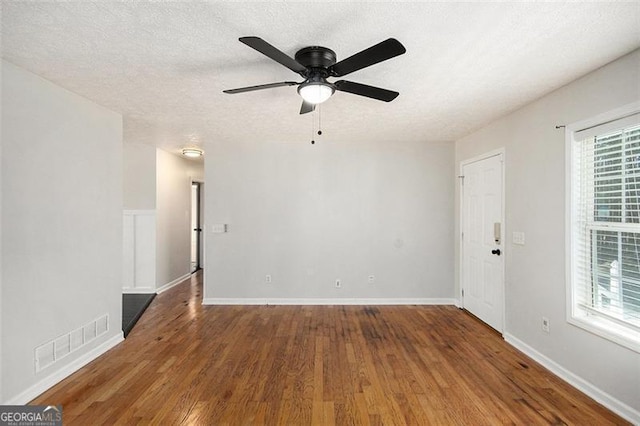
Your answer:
[1,61,123,402]
[199,182,205,269]
[123,143,156,210]
[204,139,454,302]
[185,158,204,183]
[0,56,4,404]
[155,149,200,289]
[455,49,640,416]
[122,143,157,293]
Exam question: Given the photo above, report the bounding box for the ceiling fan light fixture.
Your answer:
[224,37,406,114]
[298,82,334,105]
[182,148,203,158]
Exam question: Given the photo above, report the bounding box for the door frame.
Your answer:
[459,148,506,333]
[191,181,203,272]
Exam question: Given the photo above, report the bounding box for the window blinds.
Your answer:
[574,123,640,331]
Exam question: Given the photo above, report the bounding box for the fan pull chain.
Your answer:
[310,105,323,145]
[310,108,316,144]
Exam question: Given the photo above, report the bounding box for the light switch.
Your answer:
[212,224,228,233]
[513,231,525,245]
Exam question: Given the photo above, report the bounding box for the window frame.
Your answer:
[566,101,640,354]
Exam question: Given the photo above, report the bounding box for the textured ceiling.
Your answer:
[2,2,640,156]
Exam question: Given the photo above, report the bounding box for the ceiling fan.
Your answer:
[223,37,406,114]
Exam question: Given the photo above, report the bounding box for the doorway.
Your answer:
[460,151,505,332]
[191,182,203,273]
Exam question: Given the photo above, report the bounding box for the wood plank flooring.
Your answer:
[32,272,629,425]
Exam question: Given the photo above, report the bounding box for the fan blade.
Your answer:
[239,37,307,75]
[300,100,316,115]
[329,38,406,77]
[334,80,399,102]
[223,81,299,94]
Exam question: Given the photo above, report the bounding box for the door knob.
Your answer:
[491,249,501,256]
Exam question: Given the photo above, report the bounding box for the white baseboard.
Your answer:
[4,332,124,405]
[156,273,191,294]
[202,298,457,306]
[504,333,640,425]
[122,287,155,294]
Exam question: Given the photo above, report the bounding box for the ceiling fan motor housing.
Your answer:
[295,46,337,75]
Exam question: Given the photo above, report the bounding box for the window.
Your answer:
[568,106,640,352]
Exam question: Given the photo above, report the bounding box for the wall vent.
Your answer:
[34,314,110,373]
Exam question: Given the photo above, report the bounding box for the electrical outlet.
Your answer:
[542,317,550,333]
[335,279,341,288]
[368,275,375,284]
[265,274,272,284]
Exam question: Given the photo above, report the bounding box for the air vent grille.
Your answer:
[35,314,109,372]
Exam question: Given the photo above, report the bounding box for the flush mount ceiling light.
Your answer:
[182,148,203,158]
[297,81,335,105]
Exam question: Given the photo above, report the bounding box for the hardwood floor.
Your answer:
[32,272,628,425]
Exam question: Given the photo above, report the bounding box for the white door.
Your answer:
[461,153,504,332]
